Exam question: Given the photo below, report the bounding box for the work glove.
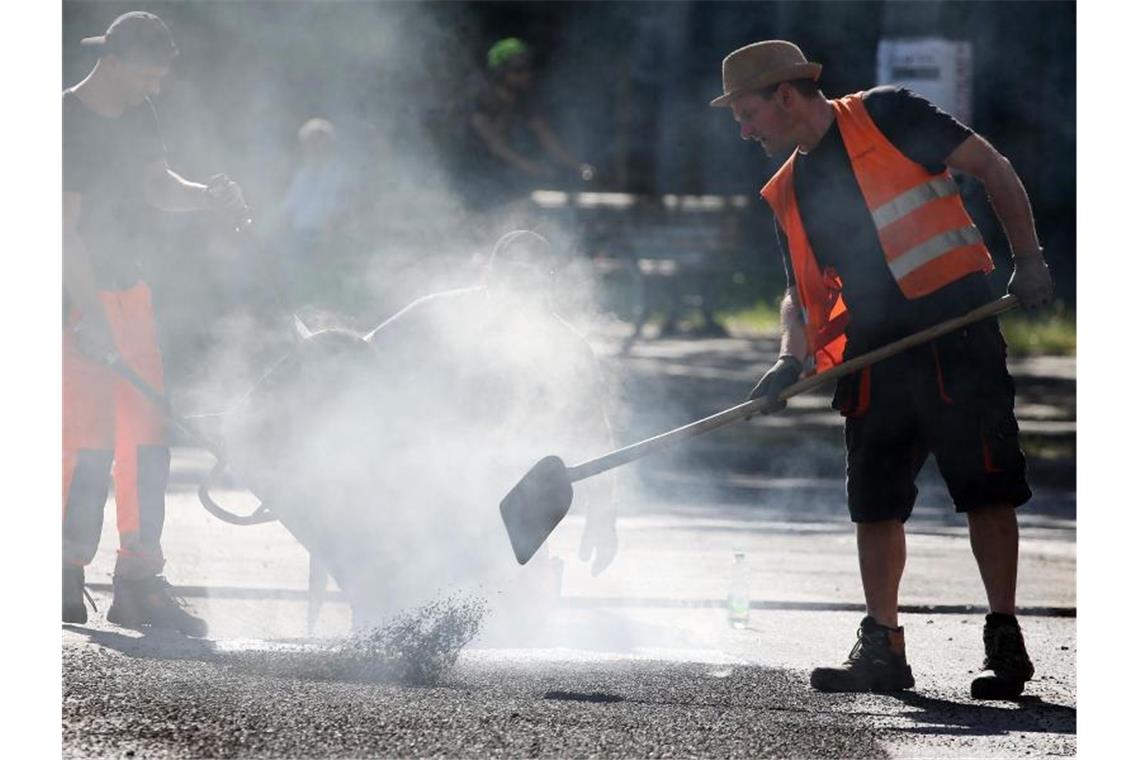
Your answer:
[1006,251,1054,311]
[747,354,803,416]
[578,508,618,576]
[206,173,250,225]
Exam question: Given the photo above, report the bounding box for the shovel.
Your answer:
[500,294,1020,564]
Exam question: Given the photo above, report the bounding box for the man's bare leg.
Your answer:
[966,505,1018,614]
[856,519,906,627]
[811,518,914,691]
[966,504,1034,698]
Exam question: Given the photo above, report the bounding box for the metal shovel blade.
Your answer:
[499,455,574,565]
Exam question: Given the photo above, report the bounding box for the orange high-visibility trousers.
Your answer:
[63,281,169,579]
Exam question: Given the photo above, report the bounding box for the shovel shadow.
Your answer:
[887,690,1076,737]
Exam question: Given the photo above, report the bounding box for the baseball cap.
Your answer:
[80,11,178,66]
[487,230,564,279]
[487,38,532,72]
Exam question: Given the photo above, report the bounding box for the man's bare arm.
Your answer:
[142,159,210,212]
[64,191,116,357]
[63,192,101,318]
[528,116,579,172]
[946,135,1040,257]
[471,113,544,176]
[746,288,808,415]
[946,134,1053,308]
[778,288,809,363]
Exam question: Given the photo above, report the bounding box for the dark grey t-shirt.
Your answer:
[63,90,166,290]
[774,86,994,356]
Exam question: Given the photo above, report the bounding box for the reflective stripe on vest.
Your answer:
[887,225,984,281]
[870,174,960,229]
[831,93,993,300]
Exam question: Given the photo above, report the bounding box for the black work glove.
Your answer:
[206,173,250,226]
[1007,251,1053,311]
[747,354,803,416]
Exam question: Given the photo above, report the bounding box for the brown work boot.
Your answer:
[971,613,1034,700]
[811,615,915,692]
[107,575,209,638]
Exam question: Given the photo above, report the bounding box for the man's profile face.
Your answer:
[502,62,534,93]
[109,55,170,104]
[731,89,795,157]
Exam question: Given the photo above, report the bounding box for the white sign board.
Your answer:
[876,37,973,125]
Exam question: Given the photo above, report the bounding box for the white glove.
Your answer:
[578,509,618,576]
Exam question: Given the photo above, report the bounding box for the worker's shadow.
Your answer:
[886,690,1076,737]
[63,624,219,663]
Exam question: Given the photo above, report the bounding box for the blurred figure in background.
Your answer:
[63,11,247,635]
[277,117,355,310]
[457,38,595,235]
[225,230,618,631]
[358,229,618,626]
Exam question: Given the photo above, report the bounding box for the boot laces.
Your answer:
[146,576,190,611]
[845,627,867,664]
[845,624,886,665]
[67,570,98,613]
[82,586,98,613]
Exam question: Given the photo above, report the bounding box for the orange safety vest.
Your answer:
[761,92,994,373]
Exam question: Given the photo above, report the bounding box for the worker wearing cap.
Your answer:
[711,41,1053,699]
[354,231,618,617]
[63,11,248,635]
[459,38,595,218]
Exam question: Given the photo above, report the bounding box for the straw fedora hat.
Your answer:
[709,40,822,107]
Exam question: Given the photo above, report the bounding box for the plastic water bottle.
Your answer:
[727,551,750,628]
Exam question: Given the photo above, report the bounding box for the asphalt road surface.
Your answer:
[62,337,1076,758]
[63,619,1075,759]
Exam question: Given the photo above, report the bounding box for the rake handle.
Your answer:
[567,295,1020,482]
[107,358,224,459]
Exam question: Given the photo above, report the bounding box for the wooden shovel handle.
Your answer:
[567,295,1020,482]
[778,294,1020,400]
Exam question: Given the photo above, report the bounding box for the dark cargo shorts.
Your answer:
[833,317,1032,523]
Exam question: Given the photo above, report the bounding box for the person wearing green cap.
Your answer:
[457,37,595,221]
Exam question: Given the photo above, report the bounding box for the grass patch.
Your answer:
[718,296,783,336]
[999,303,1076,357]
[1019,434,1076,462]
[722,297,1076,358]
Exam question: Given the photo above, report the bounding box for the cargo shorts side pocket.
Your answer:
[832,366,872,418]
[931,320,1013,410]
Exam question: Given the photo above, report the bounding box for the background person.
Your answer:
[457,38,595,225]
[276,117,355,309]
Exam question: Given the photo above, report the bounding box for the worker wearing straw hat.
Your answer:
[711,40,1053,700]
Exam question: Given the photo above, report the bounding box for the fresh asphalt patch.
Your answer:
[64,642,890,759]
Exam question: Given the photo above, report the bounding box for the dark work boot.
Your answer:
[971,613,1034,700]
[107,575,209,638]
[62,567,96,624]
[811,615,916,692]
